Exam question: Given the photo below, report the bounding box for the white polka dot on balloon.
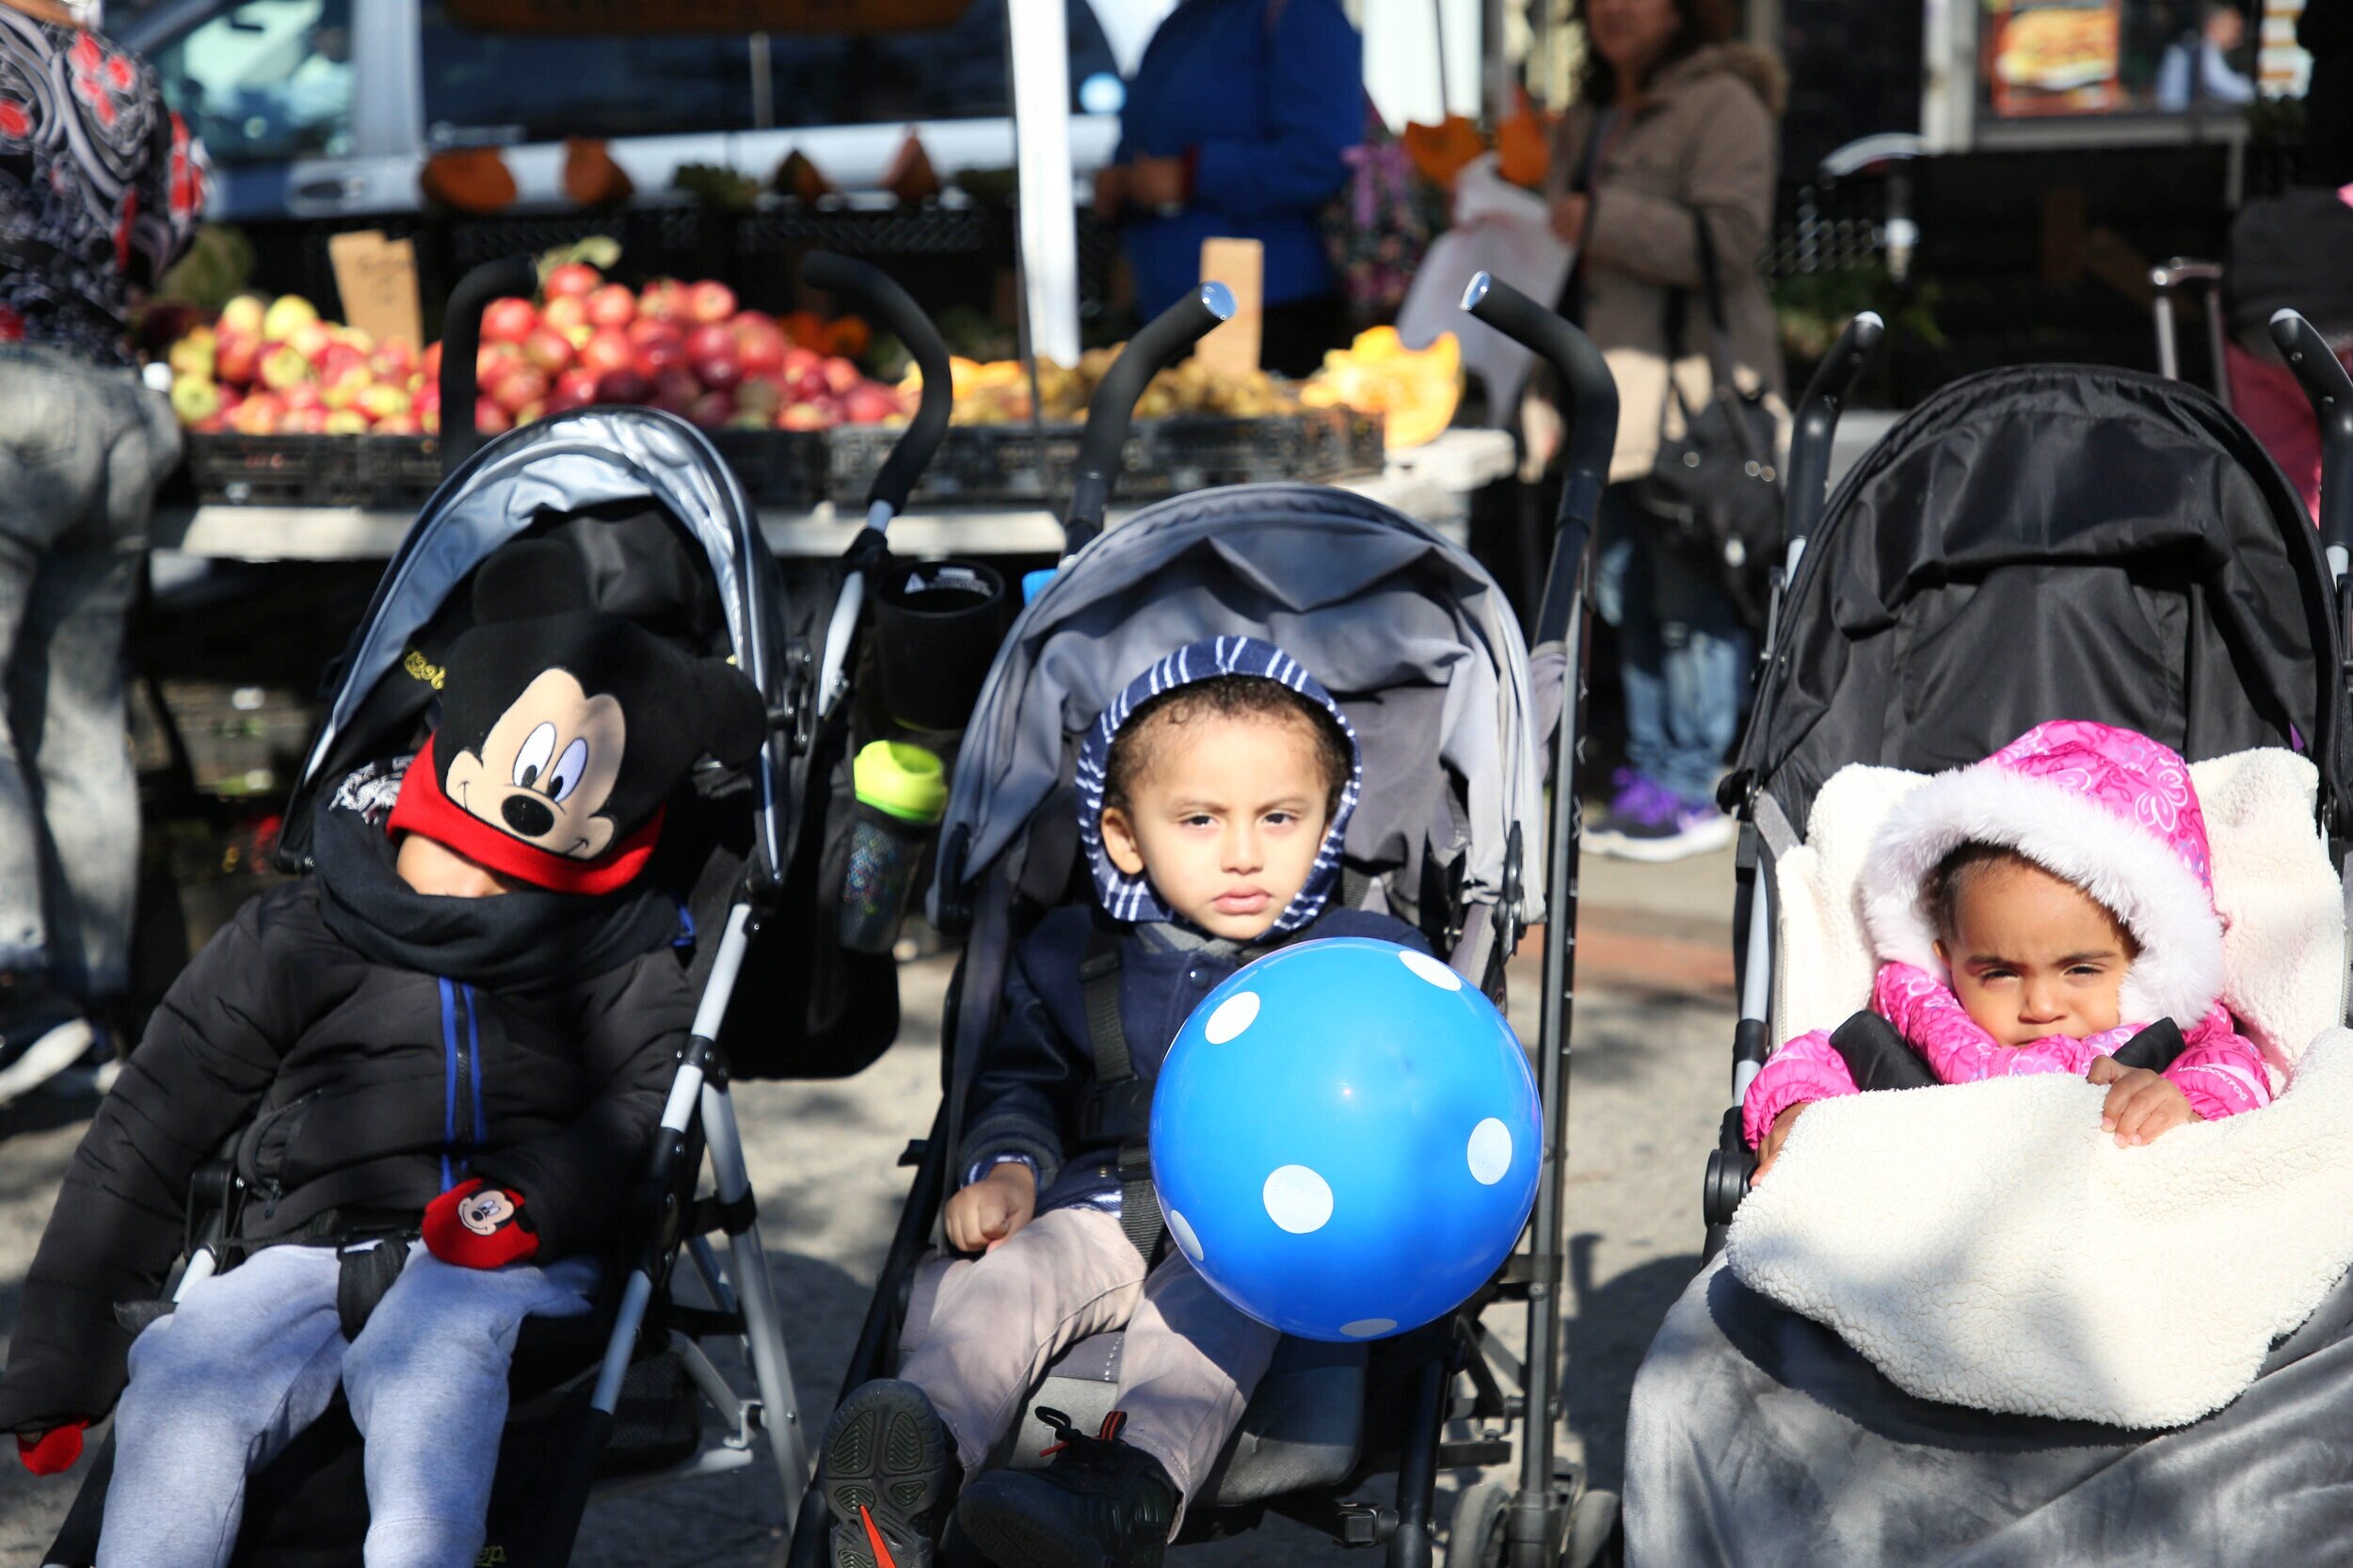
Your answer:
[1398,950,1463,991]
[1340,1318,1397,1338]
[1262,1165,1335,1234]
[1467,1118,1513,1185]
[1167,1207,1204,1263]
[1204,991,1261,1044]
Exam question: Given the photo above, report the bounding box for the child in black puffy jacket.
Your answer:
[0,542,764,1568]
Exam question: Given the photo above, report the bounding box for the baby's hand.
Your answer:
[945,1160,1036,1255]
[2087,1055,2201,1145]
[1753,1103,1809,1181]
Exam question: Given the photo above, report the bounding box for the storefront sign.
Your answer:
[1984,0,2123,117]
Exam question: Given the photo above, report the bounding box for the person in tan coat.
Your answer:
[1539,0,1785,861]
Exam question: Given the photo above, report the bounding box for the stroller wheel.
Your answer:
[1443,1479,1621,1568]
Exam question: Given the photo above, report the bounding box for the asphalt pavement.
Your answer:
[0,841,1737,1568]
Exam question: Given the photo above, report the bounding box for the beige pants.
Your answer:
[900,1205,1279,1527]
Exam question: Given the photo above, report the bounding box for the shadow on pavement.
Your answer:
[1563,1233,1704,1492]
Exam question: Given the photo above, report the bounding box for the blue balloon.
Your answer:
[1149,937,1542,1341]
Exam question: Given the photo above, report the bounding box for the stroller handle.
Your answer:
[1462,272,1616,644]
[2269,309,2353,568]
[803,251,954,519]
[440,253,539,476]
[1064,282,1235,552]
[1783,312,1885,569]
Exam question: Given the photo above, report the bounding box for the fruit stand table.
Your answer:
[147,428,1516,563]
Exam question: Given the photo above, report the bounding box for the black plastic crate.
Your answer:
[363,435,449,510]
[826,410,1370,508]
[185,434,371,507]
[709,428,830,508]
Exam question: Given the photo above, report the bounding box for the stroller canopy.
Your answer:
[1737,366,2353,838]
[283,408,790,876]
[934,484,1547,932]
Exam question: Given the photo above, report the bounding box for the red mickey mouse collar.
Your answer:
[387,734,663,896]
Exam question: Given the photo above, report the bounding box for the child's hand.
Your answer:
[1753,1103,1809,1180]
[2087,1056,2201,1145]
[423,1178,539,1269]
[945,1160,1036,1255]
[16,1421,85,1476]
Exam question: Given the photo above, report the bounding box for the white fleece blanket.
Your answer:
[1726,748,2352,1428]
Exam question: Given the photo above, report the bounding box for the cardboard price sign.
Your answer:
[328,232,424,351]
[1194,238,1264,379]
[445,0,968,32]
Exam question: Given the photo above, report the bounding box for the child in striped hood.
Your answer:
[816,636,1429,1568]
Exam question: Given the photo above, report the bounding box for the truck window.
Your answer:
[149,0,354,167]
[764,0,1121,128]
[419,1,757,146]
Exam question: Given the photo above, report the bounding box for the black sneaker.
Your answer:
[954,1408,1178,1568]
[819,1380,959,1568]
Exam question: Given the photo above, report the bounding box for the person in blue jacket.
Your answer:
[1094,0,1361,377]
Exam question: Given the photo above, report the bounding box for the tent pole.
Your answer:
[1007,0,1083,368]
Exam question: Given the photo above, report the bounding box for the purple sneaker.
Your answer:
[1585,775,1735,862]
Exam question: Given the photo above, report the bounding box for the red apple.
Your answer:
[580,327,634,378]
[734,321,787,378]
[512,401,547,427]
[230,392,282,435]
[545,262,602,299]
[323,408,370,436]
[357,383,411,422]
[259,342,311,392]
[586,283,637,328]
[844,382,904,424]
[821,356,862,395]
[472,398,514,435]
[595,367,653,405]
[421,341,444,381]
[777,401,839,431]
[684,322,734,366]
[541,294,589,335]
[280,384,326,416]
[524,327,575,376]
[787,366,829,405]
[650,367,700,415]
[373,412,423,436]
[630,321,686,377]
[370,339,419,382]
[482,296,538,345]
[552,367,601,409]
[637,279,688,325]
[490,363,551,415]
[686,280,736,325]
[780,345,822,379]
[686,389,736,429]
[691,345,743,392]
[287,319,334,361]
[215,334,261,389]
[476,341,523,388]
[285,408,332,435]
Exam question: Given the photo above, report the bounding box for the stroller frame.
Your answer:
[1699,306,2353,1237]
[783,273,1626,1568]
[39,248,962,1564]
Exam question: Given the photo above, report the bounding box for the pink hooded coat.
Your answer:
[1742,721,2275,1148]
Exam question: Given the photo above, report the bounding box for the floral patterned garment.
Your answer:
[0,11,206,364]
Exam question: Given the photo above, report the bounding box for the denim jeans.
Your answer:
[0,343,179,1000]
[1593,486,1753,805]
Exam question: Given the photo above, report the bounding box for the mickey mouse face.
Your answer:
[458,1187,517,1235]
[441,668,627,860]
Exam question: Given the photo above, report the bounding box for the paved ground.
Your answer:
[0,842,1737,1568]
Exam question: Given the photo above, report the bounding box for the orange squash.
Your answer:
[563,138,635,207]
[1497,89,1556,189]
[1301,328,1463,449]
[419,148,518,214]
[1401,114,1489,192]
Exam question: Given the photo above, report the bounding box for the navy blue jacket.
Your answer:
[958,902,1432,1211]
[1113,0,1361,313]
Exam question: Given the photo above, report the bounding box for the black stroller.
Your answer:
[37,252,939,1567]
[1637,310,2353,1565]
[784,276,1630,1568]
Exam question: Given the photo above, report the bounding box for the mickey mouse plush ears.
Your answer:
[388,540,767,894]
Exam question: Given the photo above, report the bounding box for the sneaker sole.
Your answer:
[1585,817,1736,863]
[0,1017,94,1108]
[821,1382,953,1568]
[957,1490,1135,1568]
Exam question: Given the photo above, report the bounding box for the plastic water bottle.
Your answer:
[839,741,949,953]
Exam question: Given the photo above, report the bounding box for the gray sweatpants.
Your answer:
[101,1240,598,1568]
[900,1205,1278,1531]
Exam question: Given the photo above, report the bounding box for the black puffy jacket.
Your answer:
[0,768,695,1434]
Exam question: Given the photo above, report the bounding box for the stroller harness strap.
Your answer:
[1079,928,1166,1264]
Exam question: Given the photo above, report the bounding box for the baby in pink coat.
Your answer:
[1747,720,2275,1177]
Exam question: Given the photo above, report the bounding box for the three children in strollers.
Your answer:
[0,257,1618,1568]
